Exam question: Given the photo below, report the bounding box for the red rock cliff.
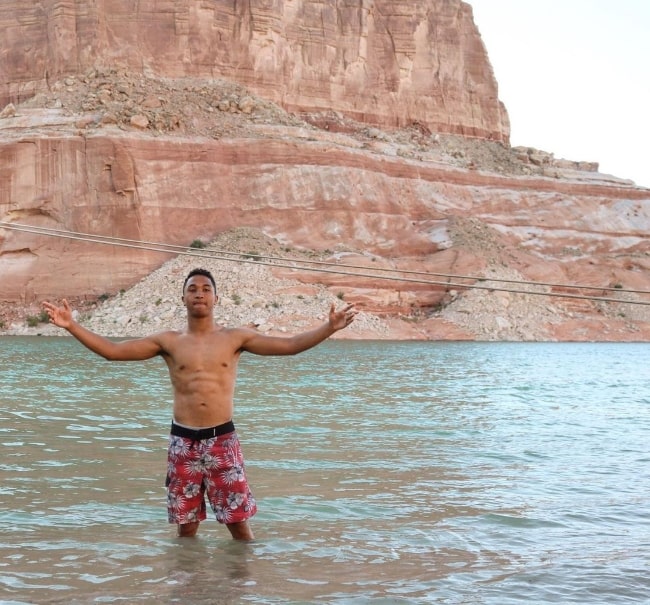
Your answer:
[0,0,508,141]
[1,1,648,341]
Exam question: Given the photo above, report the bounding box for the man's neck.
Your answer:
[186,315,218,333]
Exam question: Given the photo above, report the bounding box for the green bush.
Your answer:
[26,310,50,327]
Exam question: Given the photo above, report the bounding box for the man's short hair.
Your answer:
[183,268,217,293]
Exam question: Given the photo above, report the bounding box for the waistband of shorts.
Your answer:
[170,420,235,440]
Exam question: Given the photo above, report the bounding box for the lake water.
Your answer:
[0,337,648,604]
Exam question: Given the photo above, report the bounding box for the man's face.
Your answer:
[182,275,217,316]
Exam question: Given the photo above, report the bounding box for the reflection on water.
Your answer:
[0,338,649,603]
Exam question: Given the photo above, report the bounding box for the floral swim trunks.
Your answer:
[166,420,257,526]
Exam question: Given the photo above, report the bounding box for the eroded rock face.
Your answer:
[1,129,648,300]
[0,0,508,141]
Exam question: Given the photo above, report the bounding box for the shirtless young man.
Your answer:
[43,267,357,541]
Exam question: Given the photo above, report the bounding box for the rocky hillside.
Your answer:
[1,1,648,341]
[7,225,650,342]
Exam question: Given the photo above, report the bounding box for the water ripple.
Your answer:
[0,338,649,604]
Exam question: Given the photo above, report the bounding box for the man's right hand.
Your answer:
[42,299,74,329]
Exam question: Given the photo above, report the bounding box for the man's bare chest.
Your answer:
[167,336,238,373]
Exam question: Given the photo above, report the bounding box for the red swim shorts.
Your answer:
[165,427,257,526]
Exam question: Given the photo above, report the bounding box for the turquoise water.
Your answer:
[0,337,649,604]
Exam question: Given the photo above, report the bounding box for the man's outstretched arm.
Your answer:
[240,303,357,356]
[42,299,162,361]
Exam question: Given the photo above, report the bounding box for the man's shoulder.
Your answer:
[217,325,261,348]
[147,329,183,345]
[215,325,256,340]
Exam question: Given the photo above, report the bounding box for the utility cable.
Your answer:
[1,221,648,306]
[4,221,647,294]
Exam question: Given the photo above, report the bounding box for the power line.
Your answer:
[1,221,649,306]
[5,221,647,294]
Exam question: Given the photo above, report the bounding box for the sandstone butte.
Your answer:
[0,0,648,341]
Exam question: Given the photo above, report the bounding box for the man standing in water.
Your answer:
[43,268,357,541]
